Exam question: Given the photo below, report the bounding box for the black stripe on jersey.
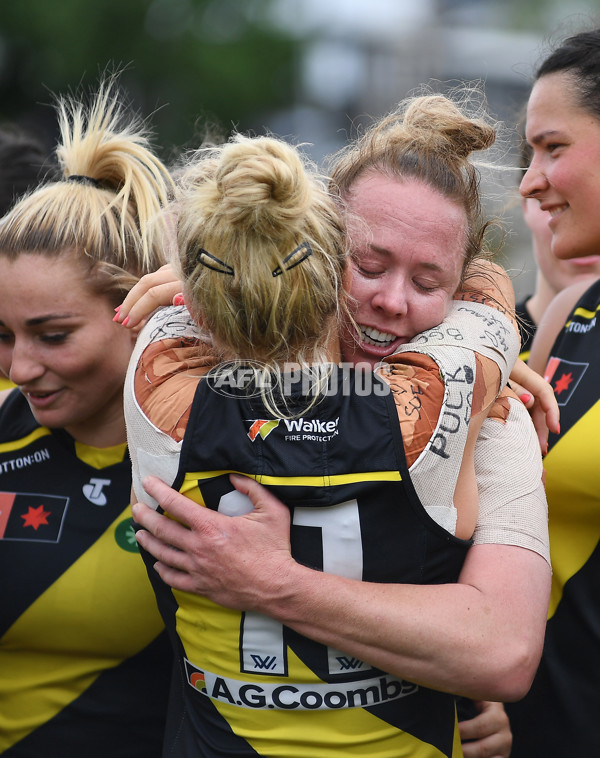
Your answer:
[366,684,457,757]
[2,633,172,758]
[546,278,600,448]
[515,297,536,361]
[165,656,262,757]
[0,389,38,442]
[507,538,600,756]
[0,395,132,635]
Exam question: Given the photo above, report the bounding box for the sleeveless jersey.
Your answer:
[507,278,600,756]
[125,301,542,757]
[0,390,171,758]
[142,373,470,758]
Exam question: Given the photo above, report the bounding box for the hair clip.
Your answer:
[67,174,99,187]
[195,248,234,276]
[272,241,313,277]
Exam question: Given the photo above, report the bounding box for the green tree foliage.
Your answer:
[0,0,300,159]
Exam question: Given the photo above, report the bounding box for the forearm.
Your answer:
[260,563,479,692]
[136,476,550,703]
[253,550,546,702]
[473,396,551,563]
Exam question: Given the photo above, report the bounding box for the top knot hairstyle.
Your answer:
[328,91,497,277]
[0,74,174,303]
[175,134,348,368]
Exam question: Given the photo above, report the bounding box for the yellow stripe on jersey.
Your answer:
[227,649,452,757]
[545,399,600,618]
[0,505,163,751]
[181,470,402,488]
[0,427,51,454]
[175,598,455,758]
[75,440,127,469]
[0,433,126,469]
[565,302,600,327]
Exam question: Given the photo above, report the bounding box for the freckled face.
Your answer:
[521,72,600,259]
[340,172,467,368]
[0,253,136,445]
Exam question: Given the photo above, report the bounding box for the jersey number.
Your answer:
[217,495,372,677]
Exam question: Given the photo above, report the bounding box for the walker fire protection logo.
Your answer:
[247,416,340,443]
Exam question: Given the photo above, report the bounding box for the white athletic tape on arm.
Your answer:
[124,306,200,507]
[385,301,519,534]
[394,301,519,390]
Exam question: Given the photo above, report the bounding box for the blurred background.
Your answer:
[1,0,599,298]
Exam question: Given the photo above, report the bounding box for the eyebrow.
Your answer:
[528,129,561,146]
[0,314,75,328]
[369,243,444,273]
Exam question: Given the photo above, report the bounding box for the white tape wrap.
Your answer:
[395,301,519,389]
[387,301,519,534]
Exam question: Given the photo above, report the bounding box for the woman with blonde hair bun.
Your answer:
[121,92,542,756]
[177,134,348,373]
[0,75,173,757]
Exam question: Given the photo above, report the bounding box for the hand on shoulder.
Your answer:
[114,264,184,330]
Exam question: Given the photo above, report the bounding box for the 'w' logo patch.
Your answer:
[336,656,365,671]
[247,419,280,441]
[250,654,278,671]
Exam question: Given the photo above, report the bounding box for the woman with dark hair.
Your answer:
[505,27,600,756]
[515,123,600,362]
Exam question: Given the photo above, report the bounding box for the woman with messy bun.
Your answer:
[177,134,347,371]
[120,91,549,757]
[0,76,173,758]
[329,92,551,756]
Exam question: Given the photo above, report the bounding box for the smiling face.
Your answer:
[0,253,136,446]
[521,71,600,260]
[340,172,467,367]
[522,197,600,293]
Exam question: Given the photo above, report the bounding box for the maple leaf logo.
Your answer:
[544,357,589,407]
[554,372,574,395]
[21,504,51,530]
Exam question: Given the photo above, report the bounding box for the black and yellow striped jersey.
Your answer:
[508,278,600,757]
[144,374,470,757]
[0,389,171,758]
